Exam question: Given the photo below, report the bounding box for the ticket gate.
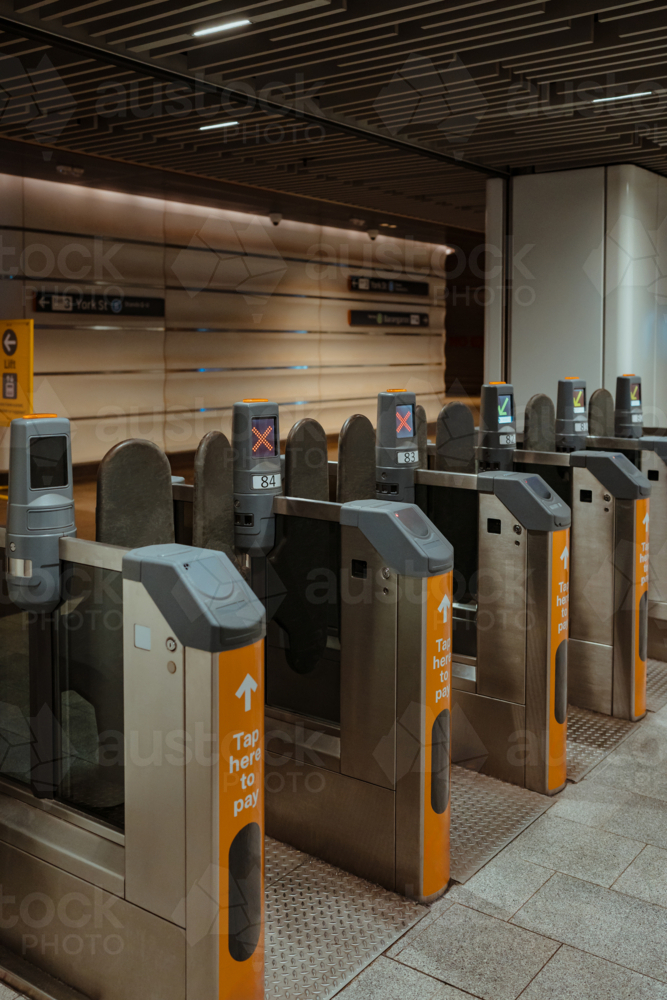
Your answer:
[328,391,571,795]
[506,379,651,721]
[220,404,455,903]
[584,376,667,663]
[0,417,267,1000]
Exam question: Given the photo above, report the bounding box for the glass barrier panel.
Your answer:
[55,561,124,830]
[0,548,31,786]
[266,514,341,724]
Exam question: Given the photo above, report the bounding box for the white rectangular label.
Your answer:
[574,421,588,433]
[500,433,516,446]
[397,450,419,465]
[252,473,281,490]
[632,413,642,422]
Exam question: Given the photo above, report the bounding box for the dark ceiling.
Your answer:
[1,0,667,237]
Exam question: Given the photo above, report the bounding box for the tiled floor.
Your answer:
[336,699,667,999]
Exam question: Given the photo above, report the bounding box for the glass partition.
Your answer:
[0,548,31,785]
[55,561,124,830]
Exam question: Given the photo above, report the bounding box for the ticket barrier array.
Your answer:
[313,392,571,795]
[95,414,456,902]
[0,417,268,1000]
[584,377,667,664]
[434,381,651,724]
[507,377,652,720]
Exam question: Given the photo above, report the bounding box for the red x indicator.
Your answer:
[396,411,412,434]
[252,425,273,453]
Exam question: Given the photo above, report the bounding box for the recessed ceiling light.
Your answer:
[592,91,653,104]
[199,120,239,131]
[193,19,251,37]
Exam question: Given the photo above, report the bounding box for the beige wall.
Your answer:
[0,174,447,467]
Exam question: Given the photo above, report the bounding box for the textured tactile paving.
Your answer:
[449,765,550,884]
[265,852,424,1000]
[265,838,309,888]
[647,658,667,713]
[566,705,636,783]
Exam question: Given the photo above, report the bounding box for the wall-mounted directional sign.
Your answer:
[1,319,33,426]
[349,309,429,328]
[349,276,429,296]
[34,292,165,317]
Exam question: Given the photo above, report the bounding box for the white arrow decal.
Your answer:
[235,673,258,712]
[560,546,569,571]
[438,593,451,624]
[644,513,650,529]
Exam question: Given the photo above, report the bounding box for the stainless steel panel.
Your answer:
[0,792,123,896]
[451,690,526,787]
[449,764,550,883]
[0,778,124,846]
[394,579,426,900]
[477,493,527,704]
[340,527,397,789]
[570,466,615,646]
[0,840,185,1000]
[123,580,186,924]
[59,537,129,573]
[0,939,90,1000]
[649,600,667,621]
[416,469,478,490]
[265,752,396,891]
[613,500,640,720]
[513,450,571,467]
[183,647,218,1000]
[265,713,341,773]
[524,532,553,795]
[272,496,341,521]
[641,450,667,604]
[648,614,667,663]
[567,638,613,714]
[453,658,476,694]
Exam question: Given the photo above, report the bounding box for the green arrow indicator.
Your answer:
[498,397,509,416]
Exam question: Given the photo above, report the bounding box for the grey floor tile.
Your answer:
[0,988,19,1000]
[613,845,667,908]
[547,779,635,829]
[513,871,667,982]
[520,945,667,999]
[446,853,553,920]
[505,814,643,887]
[397,902,558,1000]
[386,897,455,958]
[336,957,472,999]
[603,791,667,849]
[589,752,667,802]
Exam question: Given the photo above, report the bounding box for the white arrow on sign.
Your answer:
[560,546,569,571]
[2,330,16,355]
[438,593,451,624]
[235,673,258,712]
[644,513,650,529]
[38,295,48,309]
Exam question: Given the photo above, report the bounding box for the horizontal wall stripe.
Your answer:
[0,172,446,468]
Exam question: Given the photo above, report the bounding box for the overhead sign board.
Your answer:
[349,276,429,296]
[1,319,33,426]
[35,292,165,317]
[349,310,429,328]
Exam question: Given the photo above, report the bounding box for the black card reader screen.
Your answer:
[251,416,277,456]
[30,435,68,490]
[631,381,642,407]
[396,404,415,439]
[497,394,514,425]
[572,387,586,412]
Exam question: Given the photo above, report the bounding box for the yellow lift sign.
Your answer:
[1,320,33,426]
